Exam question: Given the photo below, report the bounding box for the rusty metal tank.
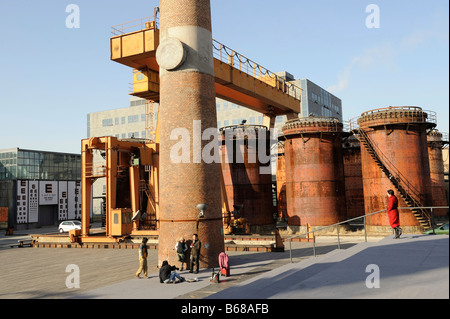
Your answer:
[342,135,365,219]
[282,117,347,228]
[356,106,436,232]
[427,130,449,217]
[219,125,275,228]
[276,141,287,220]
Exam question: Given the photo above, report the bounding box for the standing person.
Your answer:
[175,237,188,271]
[219,252,230,277]
[159,261,185,284]
[189,233,201,274]
[136,237,148,279]
[387,190,402,239]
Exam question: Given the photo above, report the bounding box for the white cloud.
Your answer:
[328,15,448,95]
[401,30,431,49]
[327,44,396,94]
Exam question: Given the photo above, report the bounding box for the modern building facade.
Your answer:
[274,72,343,122]
[87,97,158,140]
[0,148,81,230]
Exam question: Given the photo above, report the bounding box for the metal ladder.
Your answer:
[139,180,158,229]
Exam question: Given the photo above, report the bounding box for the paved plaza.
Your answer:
[0,228,448,300]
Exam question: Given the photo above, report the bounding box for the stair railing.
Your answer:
[284,206,448,263]
[357,128,432,225]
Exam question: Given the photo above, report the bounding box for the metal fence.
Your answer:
[212,39,302,101]
[284,206,449,263]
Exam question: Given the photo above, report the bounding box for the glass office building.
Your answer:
[0,148,81,181]
[0,148,82,229]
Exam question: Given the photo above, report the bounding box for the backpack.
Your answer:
[177,241,186,253]
[210,268,220,283]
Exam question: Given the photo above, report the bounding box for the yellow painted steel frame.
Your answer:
[80,136,159,243]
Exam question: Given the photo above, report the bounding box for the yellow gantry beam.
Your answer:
[110,27,300,116]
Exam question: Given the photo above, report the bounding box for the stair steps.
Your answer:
[356,129,431,229]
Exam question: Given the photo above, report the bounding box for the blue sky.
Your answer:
[0,0,448,154]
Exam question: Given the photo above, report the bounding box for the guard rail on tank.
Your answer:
[348,106,437,131]
[284,206,449,263]
[219,124,268,134]
[282,116,343,134]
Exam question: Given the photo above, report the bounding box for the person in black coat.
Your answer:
[189,233,201,274]
[159,260,185,284]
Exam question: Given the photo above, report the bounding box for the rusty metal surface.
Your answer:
[282,118,347,226]
[427,131,448,217]
[276,149,287,220]
[342,136,365,219]
[359,109,434,228]
[219,126,275,226]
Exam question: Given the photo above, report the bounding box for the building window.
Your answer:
[115,117,119,125]
[121,117,126,124]
[102,119,113,127]
[128,115,139,123]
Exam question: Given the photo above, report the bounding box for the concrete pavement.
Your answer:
[206,234,449,299]
[1,231,447,299]
[68,234,449,299]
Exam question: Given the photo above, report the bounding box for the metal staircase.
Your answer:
[139,180,158,229]
[356,128,432,229]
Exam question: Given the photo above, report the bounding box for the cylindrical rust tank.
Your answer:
[157,0,224,268]
[219,125,274,228]
[427,130,448,217]
[358,106,435,232]
[282,117,347,229]
[342,135,365,219]
[276,142,287,220]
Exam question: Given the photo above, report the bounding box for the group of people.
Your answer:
[135,233,202,284]
[135,189,403,283]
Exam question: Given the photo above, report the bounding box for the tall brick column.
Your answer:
[156,0,224,269]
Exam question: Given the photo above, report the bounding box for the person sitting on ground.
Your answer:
[159,260,185,284]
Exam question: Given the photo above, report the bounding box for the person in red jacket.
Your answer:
[387,190,402,239]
